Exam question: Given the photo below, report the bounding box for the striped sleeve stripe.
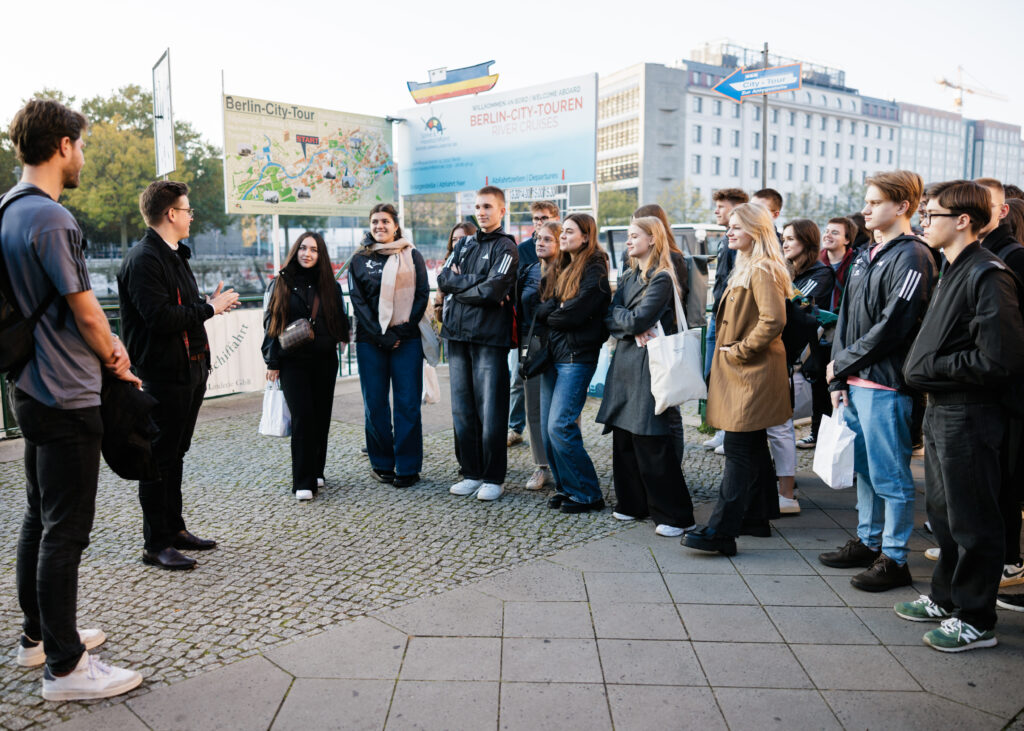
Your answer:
[898,270,922,301]
[497,254,513,275]
[802,281,817,296]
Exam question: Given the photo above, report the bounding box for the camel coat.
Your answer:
[706,265,792,432]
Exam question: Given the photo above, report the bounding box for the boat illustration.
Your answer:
[407,61,499,104]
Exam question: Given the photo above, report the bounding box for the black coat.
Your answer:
[117,228,213,383]
[262,267,349,370]
[535,255,611,364]
[348,240,429,349]
[982,223,1024,282]
[904,243,1024,394]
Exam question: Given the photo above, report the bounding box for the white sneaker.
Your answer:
[1001,561,1024,588]
[525,467,551,491]
[655,524,693,537]
[17,629,106,668]
[41,652,142,701]
[476,483,504,501]
[925,547,940,561]
[612,512,637,522]
[703,430,725,450]
[450,478,483,496]
[296,489,313,501]
[779,496,801,515]
[316,477,325,489]
[714,444,725,455]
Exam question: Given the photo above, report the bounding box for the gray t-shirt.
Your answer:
[0,183,101,409]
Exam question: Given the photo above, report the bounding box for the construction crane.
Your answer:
[936,66,1007,109]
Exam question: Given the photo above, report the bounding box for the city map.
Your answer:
[222,95,395,215]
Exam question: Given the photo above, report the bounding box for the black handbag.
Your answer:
[519,308,550,379]
[278,293,320,351]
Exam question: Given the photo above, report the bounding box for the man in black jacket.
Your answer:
[438,186,518,501]
[820,171,937,591]
[896,180,1024,651]
[118,181,239,570]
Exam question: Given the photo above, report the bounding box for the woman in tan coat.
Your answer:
[683,203,792,556]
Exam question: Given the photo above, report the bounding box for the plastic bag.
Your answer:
[258,381,291,437]
[813,405,856,489]
[422,363,441,404]
[587,342,611,398]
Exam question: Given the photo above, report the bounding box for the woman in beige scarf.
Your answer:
[348,203,430,488]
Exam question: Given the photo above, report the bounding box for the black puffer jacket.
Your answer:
[348,236,429,349]
[904,243,1024,394]
[262,265,349,370]
[830,234,938,392]
[534,254,611,364]
[437,227,518,348]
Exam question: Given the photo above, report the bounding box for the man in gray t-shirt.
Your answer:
[2,99,142,702]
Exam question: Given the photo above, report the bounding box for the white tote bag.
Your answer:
[422,362,441,404]
[258,381,291,437]
[812,405,856,489]
[646,277,707,415]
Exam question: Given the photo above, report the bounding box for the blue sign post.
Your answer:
[712,63,802,103]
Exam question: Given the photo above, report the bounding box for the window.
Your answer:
[802,165,809,182]
[888,149,894,164]
[713,99,722,116]
[789,111,796,125]
[596,152,639,183]
[803,139,810,155]
[804,114,812,129]
[786,163,793,181]
[863,146,868,161]
[692,125,703,143]
[691,154,702,174]
[598,87,640,119]
[876,125,881,139]
[770,162,777,179]
[712,127,722,146]
[850,120,856,134]
[712,156,721,176]
[833,168,840,183]
[692,96,703,113]
[819,140,826,156]
[733,105,741,119]
[772,109,779,123]
[849,144,855,160]
[820,116,827,131]
[889,128,895,141]
[731,130,740,147]
[835,118,842,133]
[818,166,825,183]
[754,106,761,122]
[752,160,760,178]
[752,132,761,149]
[875,148,881,162]
[863,123,869,136]
[787,136,795,153]
[771,134,778,151]
[730,158,739,176]
[597,119,640,152]
[834,142,840,158]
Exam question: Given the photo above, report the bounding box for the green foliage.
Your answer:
[657,181,711,224]
[783,181,866,224]
[597,188,638,227]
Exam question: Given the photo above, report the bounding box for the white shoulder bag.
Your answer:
[646,273,707,415]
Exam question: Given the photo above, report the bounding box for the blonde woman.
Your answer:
[683,203,792,556]
[597,216,695,536]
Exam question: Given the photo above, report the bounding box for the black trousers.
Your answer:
[999,418,1024,565]
[139,361,207,551]
[809,377,832,440]
[448,340,509,483]
[925,402,1005,631]
[709,429,779,537]
[14,390,102,674]
[279,354,338,493]
[612,427,694,528]
[665,407,686,463]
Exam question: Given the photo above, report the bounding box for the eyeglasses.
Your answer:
[532,215,551,223]
[168,207,195,220]
[920,212,960,224]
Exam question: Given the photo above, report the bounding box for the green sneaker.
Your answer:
[923,618,997,653]
[894,595,953,622]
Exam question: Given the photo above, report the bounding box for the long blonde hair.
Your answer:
[629,216,680,298]
[726,203,792,293]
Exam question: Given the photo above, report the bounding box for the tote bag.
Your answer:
[646,277,707,415]
[258,381,291,437]
[422,362,441,404]
[813,405,856,489]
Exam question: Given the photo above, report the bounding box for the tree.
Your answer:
[657,181,711,224]
[597,188,637,228]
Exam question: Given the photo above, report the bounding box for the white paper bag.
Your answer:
[646,280,707,415]
[813,405,856,489]
[258,382,291,437]
[422,363,441,404]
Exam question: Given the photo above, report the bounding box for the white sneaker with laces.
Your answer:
[1001,561,1024,588]
[450,479,483,496]
[924,547,940,561]
[295,489,313,501]
[41,652,142,701]
[714,444,725,455]
[655,524,696,537]
[612,512,637,522]
[476,483,504,501]
[779,495,801,515]
[703,430,725,450]
[525,467,551,491]
[17,629,106,668]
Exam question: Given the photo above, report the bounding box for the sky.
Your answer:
[3,0,1023,154]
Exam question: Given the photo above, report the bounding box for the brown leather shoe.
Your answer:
[172,530,217,551]
[142,547,197,570]
[850,554,913,592]
[818,538,880,568]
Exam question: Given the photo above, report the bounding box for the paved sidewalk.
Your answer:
[3,375,1023,729]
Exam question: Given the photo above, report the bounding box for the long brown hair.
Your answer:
[783,218,821,277]
[538,220,564,302]
[446,220,477,258]
[548,213,606,302]
[266,231,347,341]
[633,204,682,253]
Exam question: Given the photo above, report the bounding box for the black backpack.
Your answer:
[0,186,60,376]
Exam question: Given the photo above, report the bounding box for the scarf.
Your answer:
[372,237,416,332]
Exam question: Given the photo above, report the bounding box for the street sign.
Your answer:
[713,62,802,102]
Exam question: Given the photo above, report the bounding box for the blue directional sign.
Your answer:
[713,63,802,102]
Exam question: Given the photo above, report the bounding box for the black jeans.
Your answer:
[612,427,694,528]
[448,340,509,483]
[709,429,779,537]
[14,389,102,674]
[280,353,338,492]
[925,401,1005,631]
[139,360,208,551]
[1000,417,1024,565]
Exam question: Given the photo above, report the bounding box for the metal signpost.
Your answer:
[152,49,176,178]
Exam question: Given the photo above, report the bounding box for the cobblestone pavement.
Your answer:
[0,375,815,729]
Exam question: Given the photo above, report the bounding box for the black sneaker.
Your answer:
[371,469,395,484]
[682,526,737,557]
[818,538,881,568]
[996,593,1024,612]
[560,498,605,514]
[393,474,419,488]
[850,554,913,592]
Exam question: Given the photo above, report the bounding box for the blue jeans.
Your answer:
[508,349,526,433]
[448,340,509,483]
[357,339,424,476]
[703,315,716,381]
[845,385,914,564]
[540,361,602,505]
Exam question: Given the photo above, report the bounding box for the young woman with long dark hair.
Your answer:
[263,231,350,501]
[349,203,430,488]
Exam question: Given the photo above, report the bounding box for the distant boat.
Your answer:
[407,61,498,104]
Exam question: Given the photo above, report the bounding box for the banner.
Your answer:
[222,94,395,216]
[395,74,597,195]
[204,309,266,398]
